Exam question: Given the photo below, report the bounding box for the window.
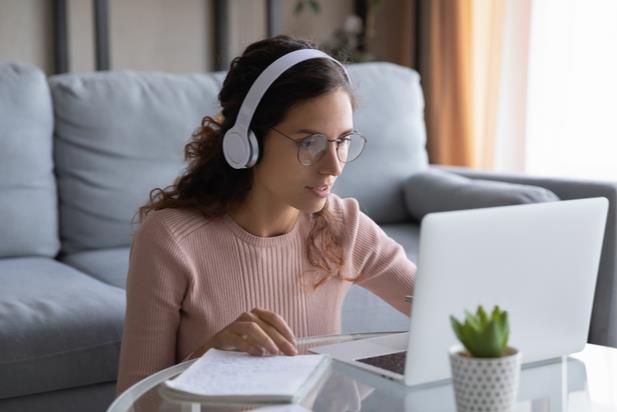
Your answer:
[525,0,617,181]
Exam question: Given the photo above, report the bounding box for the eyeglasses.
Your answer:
[271,127,367,166]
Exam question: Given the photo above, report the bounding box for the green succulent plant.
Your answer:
[450,305,510,358]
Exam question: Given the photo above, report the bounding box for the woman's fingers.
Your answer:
[251,308,297,343]
[229,330,268,357]
[232,321,281,355]
[256,321,297,356]
[211,309,298,357]
[215,324,275,356]
[249,309,297,356]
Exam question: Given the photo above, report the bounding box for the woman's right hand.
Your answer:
[193,308,298,358]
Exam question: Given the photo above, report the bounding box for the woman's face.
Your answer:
[253,88,354,214]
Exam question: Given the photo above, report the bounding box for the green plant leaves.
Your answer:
[370,0,384,11]
[308,0,320,13]
[294,0,320,15]
[294,1,304,14]
[450,316,465,343]
[450,305,510,357]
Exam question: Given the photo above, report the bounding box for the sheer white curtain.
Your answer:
[473,0,531,172]
[525,0,617,180]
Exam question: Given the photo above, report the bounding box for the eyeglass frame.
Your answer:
[270,127,367,166]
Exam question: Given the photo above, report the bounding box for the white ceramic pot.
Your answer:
[449,346,522,412]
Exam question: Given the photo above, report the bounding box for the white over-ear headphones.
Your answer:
[222,49,352,169]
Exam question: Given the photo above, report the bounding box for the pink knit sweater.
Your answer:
[116,194,416,394]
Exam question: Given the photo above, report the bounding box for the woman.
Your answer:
[116,35,416,394]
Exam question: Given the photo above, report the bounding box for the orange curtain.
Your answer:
[371,0,510,168]
[421,0,476,167]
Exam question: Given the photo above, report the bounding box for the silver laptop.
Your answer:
[311,197,608,387]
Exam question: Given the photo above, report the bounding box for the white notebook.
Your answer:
[159,349,331,404]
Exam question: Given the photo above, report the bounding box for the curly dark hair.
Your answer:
[137,35,358,288]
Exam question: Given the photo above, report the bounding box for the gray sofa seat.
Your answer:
[0,257,124,400]
[60,248,130,289]
[0,383,117,412]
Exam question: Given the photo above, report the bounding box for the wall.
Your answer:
[109,0,213,73]
[68,0,94,72]
[0,0,408,75]
[0,0,54,74]
[282,0,353,46]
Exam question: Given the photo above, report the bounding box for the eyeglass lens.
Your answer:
[298,133,365,166]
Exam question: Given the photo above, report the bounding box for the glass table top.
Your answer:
[108,332,617,412]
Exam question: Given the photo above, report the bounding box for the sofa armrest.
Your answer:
[403,167,559,221]
[434,164,617,348]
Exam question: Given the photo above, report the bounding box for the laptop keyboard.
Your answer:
[356,351,407,375]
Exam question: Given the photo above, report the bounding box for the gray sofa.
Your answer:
[1,61,616,412]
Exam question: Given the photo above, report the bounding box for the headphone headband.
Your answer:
[222,49,351,169]
[234,49,351,137]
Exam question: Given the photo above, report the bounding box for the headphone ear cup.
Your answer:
[245,130,260,168]
[223,129,251,169]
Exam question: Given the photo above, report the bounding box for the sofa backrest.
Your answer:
[49,71,225,253]
[0,63,60,258]
[49,62,428,253]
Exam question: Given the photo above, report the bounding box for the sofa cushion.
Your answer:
[334,63,429,224]
[0,258,124,399]
[0,63,59,258]
[60,247,130,289]
[342,222,419,333]
[0,382,116,412]
[49,71,226,253]
[404,168,561,221]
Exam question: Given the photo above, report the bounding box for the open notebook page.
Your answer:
[164,349,329,399]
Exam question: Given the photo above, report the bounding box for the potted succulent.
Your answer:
[449,305,521,412]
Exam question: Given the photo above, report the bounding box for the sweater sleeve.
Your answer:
[340,197,417,316]
[116,211,192,395]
